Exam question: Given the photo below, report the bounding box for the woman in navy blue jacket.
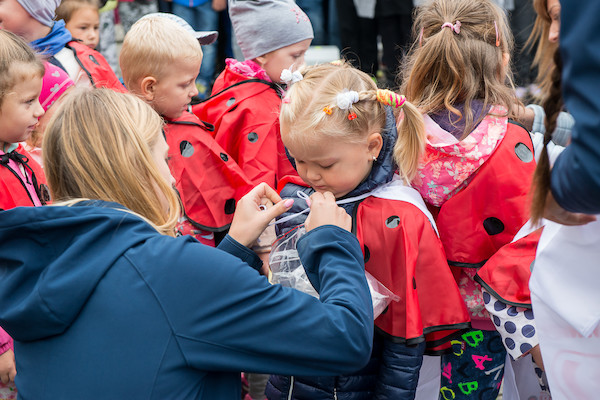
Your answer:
[0,89,374,400]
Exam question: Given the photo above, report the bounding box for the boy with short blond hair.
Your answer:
[120,14,253,247]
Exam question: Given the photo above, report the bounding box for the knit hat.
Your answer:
[229,0,314,60]
[40,62,74,112]
[140,13,218,45]
[16,0,61,27]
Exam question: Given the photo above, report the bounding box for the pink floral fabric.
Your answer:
[225,58,271,82]
[412,106,508,206]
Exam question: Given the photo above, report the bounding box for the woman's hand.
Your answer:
[228,183,294,247]
[543,191,597,226]
[0,349,16,384]
[304,191,351,232]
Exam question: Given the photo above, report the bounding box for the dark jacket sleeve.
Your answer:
[143,225,374,376]
[550,0,600,213]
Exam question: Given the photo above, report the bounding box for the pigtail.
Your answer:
[394,100,426,183]
[530,48,563,225]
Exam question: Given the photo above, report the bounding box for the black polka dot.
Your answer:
[483,291,491,304]
[507,306,518,317]
[505,337,515,350]
[247,132,259,143]
[524,309,534,320]
[412,277,417,290]
[226,97,236,107]
[494,300,506,312]
[520,343,532,354]
[493,316,501,326]
[224,198,236,214]
[180,140,194,157]
[522,324,536,338]
[483,217,504,235]
[515,142,534,163]
[364,245,370,263]
[504,321,516,334]
[385,216,400,228]
[88,54,100,66]
[220,153,228,162]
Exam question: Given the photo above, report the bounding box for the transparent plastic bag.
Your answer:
[269,226,400,319]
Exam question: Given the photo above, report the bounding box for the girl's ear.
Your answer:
[367,132,384,159]
[140,76,157,102]
[502,52,510,68]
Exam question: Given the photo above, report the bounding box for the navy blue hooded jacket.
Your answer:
[0,201,373,399]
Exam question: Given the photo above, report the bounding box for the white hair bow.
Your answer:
[336,90,359,110]
[280,68,303,85]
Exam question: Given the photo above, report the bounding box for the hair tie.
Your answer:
[336,90,359,120]
[376,89,406,108]
[441,20,461,34]
[280,66,303,85]
[493,21,500,47]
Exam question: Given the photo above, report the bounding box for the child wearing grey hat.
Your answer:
[191,3,313,398]
[0,0,123,91]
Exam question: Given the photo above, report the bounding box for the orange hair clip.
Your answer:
[323,106,333,115]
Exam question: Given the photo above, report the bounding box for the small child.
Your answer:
[401,0,542,398]
[265,62,470,400]
[23,62,75,167]
[0,0,123,90]
[192,0,313,189]
[56,0,101,50]
[0,29,48,399]
[120,13,253,246]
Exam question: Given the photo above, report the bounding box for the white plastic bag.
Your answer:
[269,226,400,319]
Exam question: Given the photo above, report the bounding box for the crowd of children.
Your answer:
[0,0,598,399]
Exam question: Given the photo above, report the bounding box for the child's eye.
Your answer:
[320,164,334,169]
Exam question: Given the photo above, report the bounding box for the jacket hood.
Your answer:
[0,201,158,341]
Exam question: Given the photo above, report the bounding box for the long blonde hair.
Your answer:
[43,88,180,236]
[280,62,425,183]
[526,0,558,101]
[401,0,517,139]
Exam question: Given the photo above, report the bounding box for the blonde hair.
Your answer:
[43,88,180,236]
[0,30,44,108]
[526,0,558,101]
[280,62,425,183]
[120,15,202,91]
[55,0,100,23]
[401,0,517,139]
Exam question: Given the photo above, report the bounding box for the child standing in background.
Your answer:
[0,29,48,400]
[265,62,470,400]
[193,0,313,190]
[56,0,101,50]
[120,13,253,246]
[401,0,537,398]
[23,62,74,167]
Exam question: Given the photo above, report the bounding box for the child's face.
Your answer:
[65,6,100,49]
[255,39,312,83]
[283,130,377,199]
[148,60,200,120]
[0,75,44,146]
[0,0,38,41]
[547,0,561,43]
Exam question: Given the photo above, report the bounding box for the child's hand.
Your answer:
[543,191,597,226]
[0,349,16,384]
[229,183,294,247]
[304,192,351,233]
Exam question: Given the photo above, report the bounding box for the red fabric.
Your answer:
[192,66,297,189]
[165,111,254,235]
[432,121,536,265]
[0,144,48,210]
[476,228,543,307]
[66,41,126,93]
[355,197,470,351]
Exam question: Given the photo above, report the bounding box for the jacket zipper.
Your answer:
[333,387,338,400]
[287,376,294,400]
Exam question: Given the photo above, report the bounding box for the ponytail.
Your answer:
[530,48,563,224]
[394,100,426,183]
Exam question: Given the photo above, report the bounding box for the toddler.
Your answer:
[56,0,101,50]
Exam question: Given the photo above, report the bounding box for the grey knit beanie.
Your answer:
[16,0,61,27]
[229,0,314,61]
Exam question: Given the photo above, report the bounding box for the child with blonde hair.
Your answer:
[56,0,101,50]
[0,29,48,399]
[120,13,252,246]
[401,0,542,398]
[265,62,470,400]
